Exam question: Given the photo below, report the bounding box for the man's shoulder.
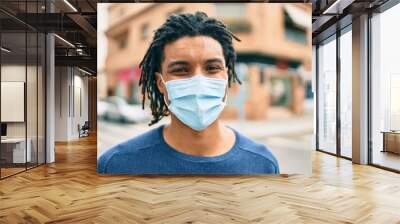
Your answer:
[233,129,279,172]
[97,126,163,173]
[116,125,162,152]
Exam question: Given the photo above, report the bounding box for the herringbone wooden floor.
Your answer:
[1,134,400,223]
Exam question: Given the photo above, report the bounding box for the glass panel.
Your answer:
[317,36,337,154]
[371,4,400,171]
[38,32,45,165]
[27,30,38,169]
[340,29,352,158]
[26,0,39,170]
[1,30,27,177]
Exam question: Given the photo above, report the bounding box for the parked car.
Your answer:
[97,100,109,119]
[101,96,150,123]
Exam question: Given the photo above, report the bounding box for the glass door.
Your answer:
[317,35,337,154]
[339,26,352,158]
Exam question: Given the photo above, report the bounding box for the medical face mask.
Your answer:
[160,74,228,131]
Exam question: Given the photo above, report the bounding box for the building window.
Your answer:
[141,23,149,40]
[271,76,291,107]
[215,3,250,33]
[215,3,245,19]
[167,7,183,17]
[118,6,125,17]
[284,13,307,44]
[115,32,128,49]
[259,67,265,84]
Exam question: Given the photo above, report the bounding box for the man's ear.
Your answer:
[155,72,170,106]
[222,84,228,102]
[155,72,166,94]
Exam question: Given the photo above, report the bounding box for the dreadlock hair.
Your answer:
[139,11,241,126]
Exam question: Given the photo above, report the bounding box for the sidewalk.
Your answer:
[223,113,314,175]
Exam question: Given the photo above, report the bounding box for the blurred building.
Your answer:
[104,3,312,120]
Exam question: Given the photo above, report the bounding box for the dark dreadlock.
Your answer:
[139,11,241,126]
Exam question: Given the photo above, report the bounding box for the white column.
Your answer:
[352,14,369,164]
[46,33,55,163]
[45,0,55,163]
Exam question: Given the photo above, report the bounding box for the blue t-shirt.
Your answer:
[97,125,279,174]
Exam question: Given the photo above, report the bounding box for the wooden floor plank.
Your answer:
[0,134,400,223]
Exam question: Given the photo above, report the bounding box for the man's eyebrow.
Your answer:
[204,57,224,64]
[167,60,189,69]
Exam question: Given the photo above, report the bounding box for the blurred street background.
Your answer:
[97,3,313,174]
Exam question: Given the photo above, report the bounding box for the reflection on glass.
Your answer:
[27,31,38,169]
[38,33,46,165]
[340,29,352,158]
[390,75,400,131]
[318,37,337,154]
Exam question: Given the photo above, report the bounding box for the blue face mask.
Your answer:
[160,74,228,131]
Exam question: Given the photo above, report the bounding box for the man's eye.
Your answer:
[208,66,222,71]
[172,68,188,73]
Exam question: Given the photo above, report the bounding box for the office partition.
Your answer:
[0,0,47,179]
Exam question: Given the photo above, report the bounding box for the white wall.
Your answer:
[54,67,89,141]
[1,65,33,138]
[71,73,89,138]
[55,66,69,141]
[1,64,46,164]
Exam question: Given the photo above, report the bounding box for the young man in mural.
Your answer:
[98,12,279,174]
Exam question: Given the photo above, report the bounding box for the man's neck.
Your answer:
[163,115,235,157]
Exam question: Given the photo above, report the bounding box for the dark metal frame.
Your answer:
[367,10,373,166]
[315,44,319,151]
[0,18,2,179]
[336,25,341,158]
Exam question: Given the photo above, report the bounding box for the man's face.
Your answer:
[156,35,228,97]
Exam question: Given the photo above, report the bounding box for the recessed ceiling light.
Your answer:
[1,47,11,53]
[63,0,78,12]
[54,34,75,48]
[78,67,93,76]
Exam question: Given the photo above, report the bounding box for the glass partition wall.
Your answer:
[0,30,27,177]
[0,1,46,179]
[316,26,352,159]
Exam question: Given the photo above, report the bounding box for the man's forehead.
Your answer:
[166,56,225,65]
[163,36,224,61]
